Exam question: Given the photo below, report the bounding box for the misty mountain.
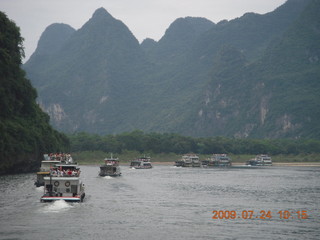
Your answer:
[192,0,320,138]
[25,8,151,133]
[142,17,214,64]
[24,0,319,139]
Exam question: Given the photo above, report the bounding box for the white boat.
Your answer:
[175,154,201,167]
[40,160,85,202]
[99,155,121,177]
[201,154,232,167]
[130,156,152,169]
[246,154,272,166]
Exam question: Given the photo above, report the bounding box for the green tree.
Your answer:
[0,12,69,174]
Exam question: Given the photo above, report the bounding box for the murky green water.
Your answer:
[0,165,319,239]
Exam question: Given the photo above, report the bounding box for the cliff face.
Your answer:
[0,12,69,175]
[24,8,150,134]
[24,1,320,139]
[193,0,320,138]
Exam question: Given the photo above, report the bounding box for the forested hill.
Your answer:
[24,0,320,139]
[192,0,320,138]
[0,12,69,175]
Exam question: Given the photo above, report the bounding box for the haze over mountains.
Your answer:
[24,0,320,139]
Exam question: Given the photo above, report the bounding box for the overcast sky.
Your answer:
[1,0,287,62]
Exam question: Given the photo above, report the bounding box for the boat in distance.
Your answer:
[130,156,152,169]
[246,154,272,166]
[99,155,121,177]
[175,154,201,167]
[201,154,232,167]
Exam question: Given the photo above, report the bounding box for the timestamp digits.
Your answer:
[212,210,308,220]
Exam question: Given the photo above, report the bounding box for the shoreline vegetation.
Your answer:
[73,151,320,166]
[87,162,320,167]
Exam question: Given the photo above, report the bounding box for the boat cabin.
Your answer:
[176,154,200,167]
[99,158,121,176]
[202,154,232,167]
[35,153,76,187]
[246,154,272,166]
[130,157,152,169]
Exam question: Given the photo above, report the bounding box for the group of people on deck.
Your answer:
[51,168,80,177]
[48,153,73,163]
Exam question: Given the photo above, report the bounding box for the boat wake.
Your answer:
[102,176,113,180]
[35,186,44,192]
[41,200,73,213]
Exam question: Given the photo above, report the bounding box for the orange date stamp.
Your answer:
[212,210,308,220]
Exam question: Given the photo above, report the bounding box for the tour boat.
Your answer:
[174,159,184,167]
[130,156,152,169]
[175,154,200,167]
[99,155,121,177]
[40,160,85,202]
[201,154,232,167]
[246,154,272,166]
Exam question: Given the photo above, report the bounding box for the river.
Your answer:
[0,165,319,240]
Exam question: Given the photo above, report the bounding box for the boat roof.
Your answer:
[256,154,271,159]
[182,154,199,158]
[213,154,230,159]
[132,159,151,162]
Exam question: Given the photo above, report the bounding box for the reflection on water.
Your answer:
[0,165,319,240]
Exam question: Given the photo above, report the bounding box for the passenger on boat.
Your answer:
[72,170,77,176]
[51,169,57,176]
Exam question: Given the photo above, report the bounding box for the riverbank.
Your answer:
[82,161,320,167]
[270,162,320,167]
[151,162,320,167]
[73,151,320,165]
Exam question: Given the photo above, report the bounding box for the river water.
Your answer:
[0,165,319,240]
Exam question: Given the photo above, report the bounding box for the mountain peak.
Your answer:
[92,7,113,19]
[27,23,75,59]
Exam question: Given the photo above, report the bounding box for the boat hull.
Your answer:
[130,156,152,169]
[40,193,85,202]
[41,176,85,203]
[99,173,121,177]
[130,166,152,169]
[202,163,232,168]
